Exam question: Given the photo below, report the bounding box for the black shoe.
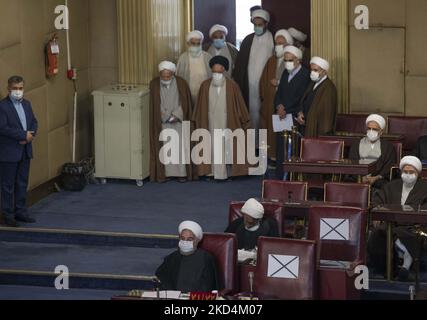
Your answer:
[3,218,20,228]
[398,268,410,282]
[15,214,36,223]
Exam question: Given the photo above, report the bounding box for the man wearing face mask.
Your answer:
[274,46,311,180]
[233,9,274,131]
[0,76,38,227]
[206,24,238,78]
[369,156,427,280]
[259,29,294,160]
[348,114,396,189]
[177,30,212,104]
[149,61,193,183]
[155,221,220,292]
[225,198,279,250]
[296,57,337,138]
[193,56,251,181]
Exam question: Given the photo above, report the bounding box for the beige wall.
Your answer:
[349,0,427,117]
[0,0,117,190]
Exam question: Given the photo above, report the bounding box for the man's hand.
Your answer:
[276,105,286,120]
[270,79,279,87]
[366,175,381,186]
[168,116,180,124]
[296,112,305,125]
[26,131,35,143]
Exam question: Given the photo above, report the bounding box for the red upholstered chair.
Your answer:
[335,114,370,134]
[300,138,345,162]
[307,206,367,300]
[199,233,238,295]
[324,182,370,210]
[228,201,283,237]
[388,116,427,152]
[254,237,318,300]
[262,180,308,202]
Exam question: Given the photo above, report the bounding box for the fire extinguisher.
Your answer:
[45,34,60,78]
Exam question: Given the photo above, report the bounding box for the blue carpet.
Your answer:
[29,177,263,234]
[0,242,175,276]
[0,285,127,300]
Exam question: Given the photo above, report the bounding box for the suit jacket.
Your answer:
[0,96,38,162]
[274,67,311,116]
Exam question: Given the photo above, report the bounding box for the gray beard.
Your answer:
[212,77,225,87]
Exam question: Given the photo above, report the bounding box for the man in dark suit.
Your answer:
[0,76,38,227]
[274,45,311,180]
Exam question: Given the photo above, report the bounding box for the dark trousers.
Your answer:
[0,158,31,219]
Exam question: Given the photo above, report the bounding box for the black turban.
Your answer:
[209,56,230,72]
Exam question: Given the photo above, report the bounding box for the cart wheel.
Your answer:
[136,180,144,187]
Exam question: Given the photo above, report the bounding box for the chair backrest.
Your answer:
[300,138,344,162]
[254,237,318,300]
[228,201,283,237]
[391,141,403,165]
[388,116,427,151]
[262,180,308,202]
[199,233,238,293]
[324,183,370,210]
[335,114,370,134]
[307,206,367,263]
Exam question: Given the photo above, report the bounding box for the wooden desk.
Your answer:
[371,205,427,281]
[320,133,404,148]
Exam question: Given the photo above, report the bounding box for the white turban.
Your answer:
[179,221,204,241]
[241,199,265,220]
[158,61,176,73]
[186,30,204,43]
[400,156,423,173]
[366,114,386,130]
[209,24,228,38]
[288,27,307,42]
[284,45,303,60]
[275,29,294,45]
[310,56,330,72]
[251,9,270,23]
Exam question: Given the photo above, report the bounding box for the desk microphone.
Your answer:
[248,272,255,299]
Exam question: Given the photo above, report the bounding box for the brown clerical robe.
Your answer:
[259,56,281,158]
[192,78,252,178]
[150,76,194,183]
[300,78,337,138]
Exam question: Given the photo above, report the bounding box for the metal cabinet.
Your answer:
[92,85,150,186]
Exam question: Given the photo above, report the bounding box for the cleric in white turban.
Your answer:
[149,61,193,183]
[206,24,238,77]
[155,220,220,292]
[348,113,396,188]
[177,30,212,104]
[225,199,280,250]
[370,155,427,281]
[288,27,310,67]
[233,8,274,131]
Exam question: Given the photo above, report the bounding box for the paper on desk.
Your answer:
[238,250,257,263]
[142,291,181,299]
[273,114,294,133]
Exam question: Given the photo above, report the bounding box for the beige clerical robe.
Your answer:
[192,78,252,178]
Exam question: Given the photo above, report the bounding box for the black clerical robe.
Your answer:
[225,217,280,250]
[155,249,220,293]
[368,179,427,273]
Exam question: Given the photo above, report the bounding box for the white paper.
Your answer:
[272,114,294,133]
[320,218,350,241]
[267,255,299,279]
[238,250,257,263]
[320,260,352,269]
[51,43,60,54]
[142,291,181,299]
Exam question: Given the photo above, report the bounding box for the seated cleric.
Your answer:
[225,198,279,250]
[155,221,220,292]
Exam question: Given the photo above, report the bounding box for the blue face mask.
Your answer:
[254,26,265,36]
[213,38,226,49]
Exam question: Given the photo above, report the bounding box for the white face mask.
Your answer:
[179,240,195,255]
[10,90,24,101]
[285,61,295,72]
[188,45,202,57]
[367,129,380,142]
[245,223,260,232]
[310,71,321,82]
[160,79,172,87]
[402,173,418,186]
[275,45,285,58]
[212,72,225,86]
